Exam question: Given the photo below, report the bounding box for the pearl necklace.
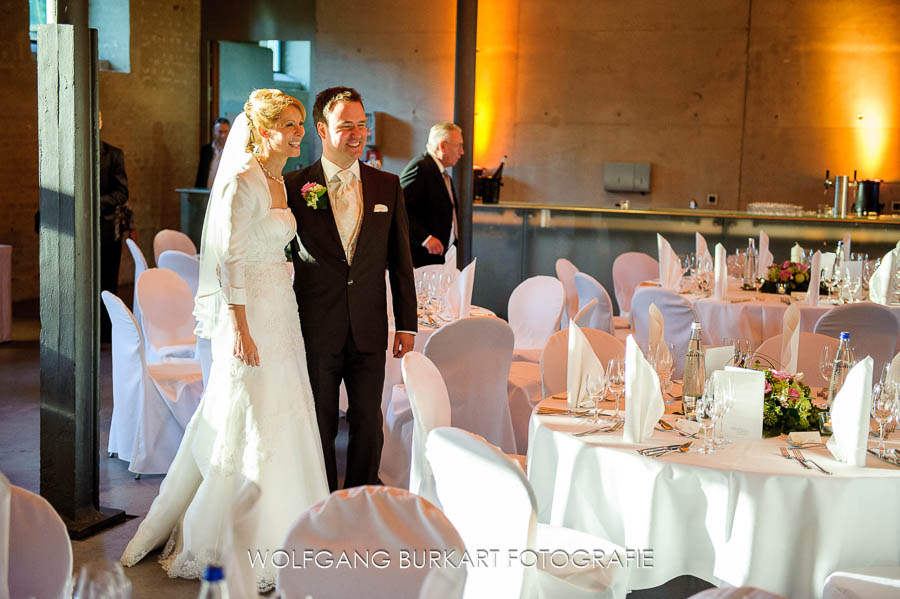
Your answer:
[255,155,284,183]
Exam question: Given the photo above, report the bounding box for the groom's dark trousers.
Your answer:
[287,159,417,492]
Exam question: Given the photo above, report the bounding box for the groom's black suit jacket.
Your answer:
[286,159,417,354]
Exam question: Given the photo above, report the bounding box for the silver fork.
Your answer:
[780,446,810,469]
[792,448,832,475]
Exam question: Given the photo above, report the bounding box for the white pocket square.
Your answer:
[374,204,389,213]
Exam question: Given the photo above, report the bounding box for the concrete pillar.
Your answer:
[453,0,477,269]
[38,0,124,538]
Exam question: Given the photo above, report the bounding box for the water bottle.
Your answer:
[832,240,844,277]
[825,331,854,412]
[197,565,229,599]
[742,238,757,287]
[682,322,706,421]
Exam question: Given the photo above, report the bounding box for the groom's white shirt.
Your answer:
[319,156,415,337]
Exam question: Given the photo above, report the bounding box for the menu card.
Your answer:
[721,367,765,440]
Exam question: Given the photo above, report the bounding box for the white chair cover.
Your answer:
[136,268,197,361]
[540,328,626,397]
[0,473,8,599]
[508,275,564,363]
[101,292,194,473]
[146,358,203,429]
[125,238,148,335]
[612,252,658,317]
[418,564,466,599]
[222,481,264,599]
[6,481,72,599]
[572,298,599,329]
[631,287,700,378]
[157,250,200,297]
[403,352,451,507]
[573,272,615,333]
[277,486,466,599]
[823,567,900,599]
[153,229,197,265]
[555,258,579,329]
[426,427,626,599]
[814,302,900,375]
[424,317,518,454]
[752,334,840,387]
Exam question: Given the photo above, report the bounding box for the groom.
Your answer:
[287,87,417,491]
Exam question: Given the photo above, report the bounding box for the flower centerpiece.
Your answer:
[760,261,810,293]
[760,368,822,437]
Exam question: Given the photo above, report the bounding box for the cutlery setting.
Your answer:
[571,420,623,437]
[637,441,692,457]
[780,447,831,474]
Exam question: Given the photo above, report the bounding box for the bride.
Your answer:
[121,89,329,590]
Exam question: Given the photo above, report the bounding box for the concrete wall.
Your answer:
[1,0,200,302]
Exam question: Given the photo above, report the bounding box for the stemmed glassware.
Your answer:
[713,374,735,445]
[818,345,833,400]
[871,381,898,457]
[753,272,766,301]
[73,559,132,599]
[694,387,717,454]
[825,267,842,304]
[606,358,625,422]
[725,337,750,367]
[587,371,613,425]
[649,342,675,403]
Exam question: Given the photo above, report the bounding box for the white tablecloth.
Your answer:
[527,397,900,598]
[0,245,10,343]
[686,283,900,349]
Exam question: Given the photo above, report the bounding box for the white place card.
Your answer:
[721,367,765,441]
[705,345,734,375]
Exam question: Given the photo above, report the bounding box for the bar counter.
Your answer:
[471,202,900,318]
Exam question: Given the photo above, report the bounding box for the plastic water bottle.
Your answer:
[682,322,706,421]
[197,565,229,599]
[825,331,854,411]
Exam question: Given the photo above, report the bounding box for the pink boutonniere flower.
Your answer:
[301,182,328,210]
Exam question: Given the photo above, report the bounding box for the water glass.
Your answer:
[713,374,735,444]
[607,358,625,421]
[872,384,898,456]
[587,371,613,425]
[74,560,132,599]
[694,387,717,454]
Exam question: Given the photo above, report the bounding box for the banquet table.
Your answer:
[527,396,900,598]
[684,283,900,349]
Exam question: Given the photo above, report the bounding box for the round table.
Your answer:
[526,397,900,598]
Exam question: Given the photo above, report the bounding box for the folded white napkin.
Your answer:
[781,304,800,374]
[887,351,900,387]
[624,335,664,443]
[704,345,734,375]
[567,321,605,408]
[790,243,804,263]
[827,357,873,467]
[443,258,476,319]
[869,243,898,304]
[657,234,683,290]
[806,251,821,306]
[443,246,460,285]
[758,230,774,278]
[648,303,664,347]
[842,233,851,261]
[713,243,727,299]
[696,232,712,266]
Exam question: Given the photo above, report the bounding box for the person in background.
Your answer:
[99,111,130,341]
[194,117,230,189]
[399,122,463,267]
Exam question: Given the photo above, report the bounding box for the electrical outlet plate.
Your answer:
[707,194,718,205]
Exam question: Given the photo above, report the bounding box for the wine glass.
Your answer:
[653,342,675,403]
[74,559,132,599]
[871,383,897,457]
[694,387,717,454]
[587,371,613,425]
[606,358,625,421]
[714,375,736,444]
[753,273,766,301]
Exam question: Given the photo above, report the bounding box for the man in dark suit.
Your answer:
[99,112,129,341]
[194,117,230,188]
[399,122,464,267]
[286,87,417,491]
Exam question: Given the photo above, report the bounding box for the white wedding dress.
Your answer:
[120,206,329,591]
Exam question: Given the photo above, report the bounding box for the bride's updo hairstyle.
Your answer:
[243,89,305,153]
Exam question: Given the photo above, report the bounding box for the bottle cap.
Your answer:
[691,322,702,331]
[839,331,850,341]
[203,565,224,582]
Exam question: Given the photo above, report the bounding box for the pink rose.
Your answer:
[782,260,791,268]
[780,269,791,281]
[789,387,800,398]
[771,369,789,380]
[764,381,772,394]
[301,182,316,194]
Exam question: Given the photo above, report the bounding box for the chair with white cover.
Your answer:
[277,486,467,599]
[631,286,700,378]
[508,275,565,363]
[540,328,626,397]
[137,268,198,362]
[752,333,840,387]
[823,567,900,599]
[814,302,900,375]
[125,238,149,333]
[573,272,615,334]
[424,317,518,454]
[157,250,200,297]
[555,258,579,329]
[426,427,627,599]
[1,473,73,599]
[404,352,451,506]
[101,291,201,474]
[152,229,197,265]
[612,252,658,319]
[573,298,600,329]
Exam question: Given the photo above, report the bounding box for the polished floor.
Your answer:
[0,300,712,598]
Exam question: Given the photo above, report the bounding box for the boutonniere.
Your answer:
[301,182,328,210]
